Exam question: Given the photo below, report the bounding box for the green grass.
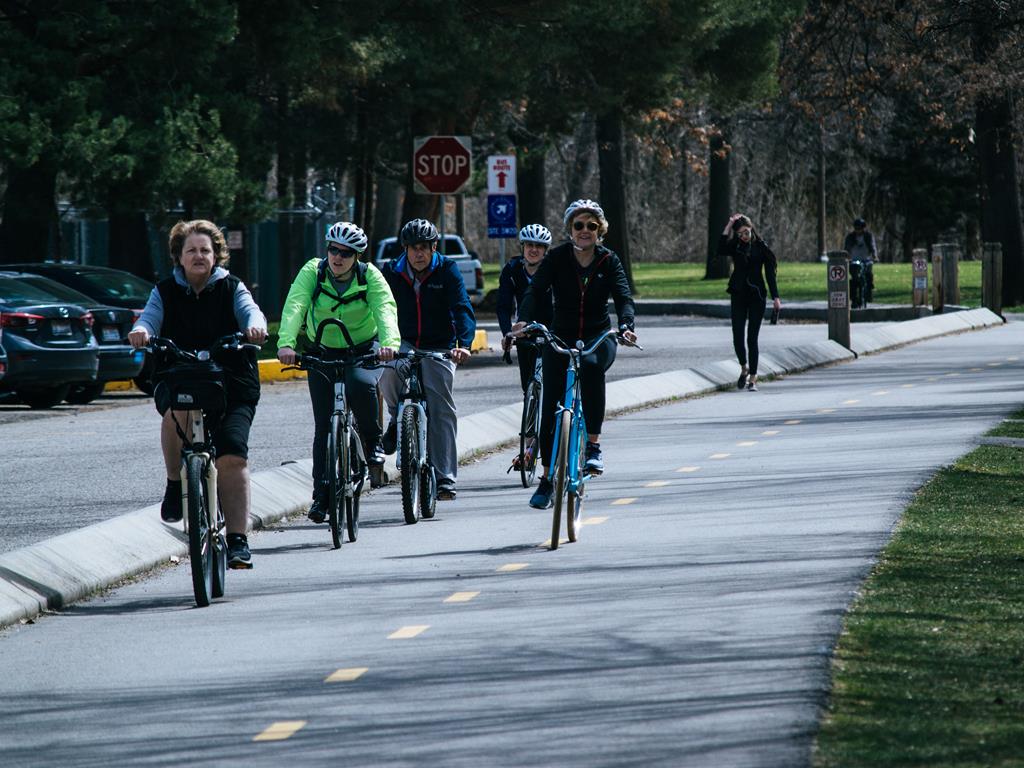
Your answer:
[814,408,1024,767]
[483,261,984,305]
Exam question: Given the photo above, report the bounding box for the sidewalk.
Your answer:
[0,308,1003,629]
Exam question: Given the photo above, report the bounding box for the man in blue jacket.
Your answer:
[379,218,475,500]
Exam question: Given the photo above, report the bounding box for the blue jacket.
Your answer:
[381,251,476,350]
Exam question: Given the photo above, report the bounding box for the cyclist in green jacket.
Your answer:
[277,222,401,521]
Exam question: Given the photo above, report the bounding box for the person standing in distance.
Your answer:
[378,219,475,501]
[513,199,637,510]
[129,219,267,569]
[718,213,781,392]
[277,222,400,522]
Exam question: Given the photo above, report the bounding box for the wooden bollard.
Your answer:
[827,251,851,349]
[935,242,960,306]
[912,248,928,307]
[932,247,944,314]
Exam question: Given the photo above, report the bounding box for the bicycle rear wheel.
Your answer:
[186,454,214,607]
[566,424,587,543]
[550,411,571,550]
[519,380,541,488]
[400,406,421,524]
[346,432,363,542]
[329,416,346,549]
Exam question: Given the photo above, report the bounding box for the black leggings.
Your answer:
[539,335,617,467]
[731,292,766,375]
[516,340,540,393]
[308,349,382,489]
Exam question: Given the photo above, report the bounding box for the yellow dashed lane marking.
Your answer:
[927,377,939,381]
[873,390,889,396]
[969,367,983,372]
[540,538,568,548]
[737,441,757,447]
[254,721,306,742]
[676,466,700,473]
[784,419,801,425]
[902,384,915,388]
[945,372,960,377]
[817,408,836,414]
[583,516,608,525]
[612,498,636,505]
[388,625,429,640]
[988,362,1002,367]
[843,399,860,405]
[444,591,479,603]
[1008,356,1018,361]
[645,481,670,487]
[762,430,780,436]
[710,453,730,459]
[497,563,529,572]
[325,667,368,683]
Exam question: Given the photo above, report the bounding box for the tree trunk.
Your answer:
[372,176,402,245]
[108,208,154,280]
[567,113,596,203]
[517,143,546,228]
[0,161,58,263]
[705,128,731,279]
[596,110,635,292]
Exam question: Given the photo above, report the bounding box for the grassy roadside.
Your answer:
[814,409,1024,767]
[482,261,984,306]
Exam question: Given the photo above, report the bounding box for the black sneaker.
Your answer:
[161,479,183,523]
[307,495,328,524]
[437,483,456,501]
[584,442,604,474]
[366,437,386,466]
[530,478,554,509]
[227,534,252,569]
[737,370,747,390]
[382,421,397,455]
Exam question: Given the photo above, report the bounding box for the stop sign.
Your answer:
[413,135,472,195]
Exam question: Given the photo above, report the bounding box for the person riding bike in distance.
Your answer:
[277,221,400,523]
[499,223,552,392]
[129,219,267,569]
[512,199,637,510]
[378,218,475,501]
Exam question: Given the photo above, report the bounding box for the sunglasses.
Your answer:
[327,245,356,257]
[573,221,599,232]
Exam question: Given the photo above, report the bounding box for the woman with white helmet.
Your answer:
[498,223,552,392]
[513,199,637,510]
[277,221,400,522]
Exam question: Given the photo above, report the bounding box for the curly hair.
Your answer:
[168,220,230,267]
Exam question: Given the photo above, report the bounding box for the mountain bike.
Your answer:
[516,323,641,550]
[392,350,450,524]
[287,318,380,549]
[150,332,260,607]
[505,341,543,488]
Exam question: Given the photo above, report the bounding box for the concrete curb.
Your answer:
[0,308,1004,628]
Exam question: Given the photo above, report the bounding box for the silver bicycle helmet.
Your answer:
[400,218,440,246]
[325,221,368,253]
[562,198,606,227]
[518,223,552,246]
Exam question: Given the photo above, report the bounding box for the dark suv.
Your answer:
[0,275,99,408]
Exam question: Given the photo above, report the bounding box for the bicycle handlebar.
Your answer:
[511,323,641,355]
[148,332,261,360]
[393,350,452,362]
[285,350,382,374]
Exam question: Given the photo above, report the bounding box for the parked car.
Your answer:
[5,263,155,393]
[373,234,485,304]
[0,275,99,409]
[0,342,7,382]
[3,272,144,403]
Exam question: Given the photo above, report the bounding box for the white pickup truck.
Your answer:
[373,234,485,304]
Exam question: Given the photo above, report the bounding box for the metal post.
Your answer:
[438,194,446,253]
[932,247,944,314]
[827,251,851,349]
[817,123,826,261]
[911,248,928,307]
[499,238,506,266]
[982,242,1003,316]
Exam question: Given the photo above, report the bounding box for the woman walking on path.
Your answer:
[718,213,781,391]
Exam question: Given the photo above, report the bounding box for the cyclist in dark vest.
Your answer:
[277,221,400,522]
[129,220,267,569]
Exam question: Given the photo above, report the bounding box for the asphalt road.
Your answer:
[0,318,874,555]
[0,321,1019,767]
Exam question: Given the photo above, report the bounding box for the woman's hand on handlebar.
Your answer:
[377,346,396,362]
[449,347,471,365]
[128,328,150,349]
[245,326,268,344]
[277,346,297,365]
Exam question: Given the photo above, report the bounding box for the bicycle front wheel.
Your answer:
[400,406,421,525]
[186,454,214,607]
[329,415,346,549]
[566,423,587,543]
[519,380,541,488]
[346,432,363,542]
[550,411,571,550]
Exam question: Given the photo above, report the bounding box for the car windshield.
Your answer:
[75,270,153,304]
[0,275,71,303]
[12,275,95,305]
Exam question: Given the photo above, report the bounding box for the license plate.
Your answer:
[51,320,71,336]
[101,325,121,342]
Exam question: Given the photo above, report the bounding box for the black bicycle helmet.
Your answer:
[853,217,866,228]
[400,218,440,246]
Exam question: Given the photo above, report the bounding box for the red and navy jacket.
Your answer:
[518,242,635,344]
[380,251,476,350]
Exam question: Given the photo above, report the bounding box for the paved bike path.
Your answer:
[0,309,1002,629]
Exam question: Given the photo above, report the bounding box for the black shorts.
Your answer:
[156,398,257,461]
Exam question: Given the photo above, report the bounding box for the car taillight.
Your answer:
[1,312,45,330]
[81,311,95,329]
[475,267,483,289]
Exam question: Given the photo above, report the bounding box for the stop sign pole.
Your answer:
[413,136,472,250]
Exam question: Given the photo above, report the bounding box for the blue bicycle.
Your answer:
[517,323,640,549]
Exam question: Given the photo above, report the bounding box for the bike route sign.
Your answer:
[487,194,517,238]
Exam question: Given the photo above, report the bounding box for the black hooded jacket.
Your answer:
[718,234,780,302]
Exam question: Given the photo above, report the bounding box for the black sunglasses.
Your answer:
[327,245,356,257]
[573,221,599,232]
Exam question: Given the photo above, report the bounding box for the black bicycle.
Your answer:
[287,318,381,549]
[505,341,543,488]
[392,350,450,524]
[150,333,260,607]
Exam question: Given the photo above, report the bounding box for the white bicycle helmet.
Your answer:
[400,218,440,246]
[325,221,368,253]
[562,198,606,227]
[518,223,552,246]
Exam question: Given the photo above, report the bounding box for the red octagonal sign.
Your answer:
[413,135,472,195]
